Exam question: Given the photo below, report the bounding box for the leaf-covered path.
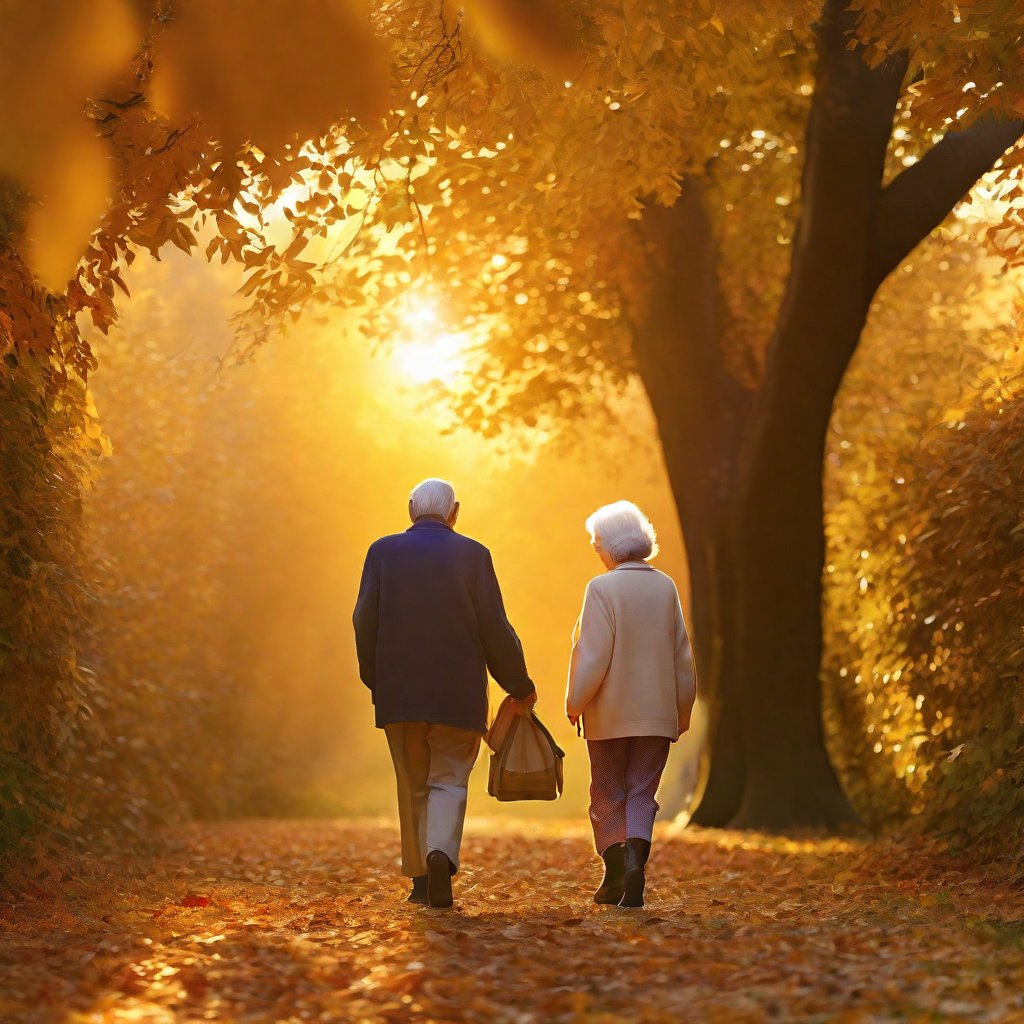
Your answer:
[3,819,1024,1023]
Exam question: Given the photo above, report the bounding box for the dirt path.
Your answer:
[1,819,1023,1023]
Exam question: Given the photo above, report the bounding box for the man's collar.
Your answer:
[408,515,454,532]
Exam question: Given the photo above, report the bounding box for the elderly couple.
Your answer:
[353,478,696,909]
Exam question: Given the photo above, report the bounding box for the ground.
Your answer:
[2,818,1023,1023]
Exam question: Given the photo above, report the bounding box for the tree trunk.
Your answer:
[725,0,908,828]
[631,181,750,826]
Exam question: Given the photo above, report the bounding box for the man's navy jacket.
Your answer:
[352,517,536,733]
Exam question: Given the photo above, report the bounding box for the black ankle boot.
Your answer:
[620,838,651,908]
[408,874,428,905]
[426,850,454,909]
[594,842,626,905]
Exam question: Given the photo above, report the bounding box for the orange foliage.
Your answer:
[149,0,390,153]
[0,0,139,290]
[460,0,582,75]
[2,819,1024,1021]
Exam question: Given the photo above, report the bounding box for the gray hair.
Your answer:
[409,477,457,520]
[585,500,659,563]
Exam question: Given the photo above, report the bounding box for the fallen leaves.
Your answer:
[2,818,1024,1022]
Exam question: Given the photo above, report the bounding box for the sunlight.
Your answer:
[393,299,472,385]
[395,332,471,384]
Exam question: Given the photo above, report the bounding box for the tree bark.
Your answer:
[723,1,906,828]
[631,181,751,826]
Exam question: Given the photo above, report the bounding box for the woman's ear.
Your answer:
[593,541,615,570]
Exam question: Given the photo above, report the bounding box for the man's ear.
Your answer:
[409,498,416,523]
[448,501,460,527]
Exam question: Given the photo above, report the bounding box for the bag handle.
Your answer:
[528,710,565,759]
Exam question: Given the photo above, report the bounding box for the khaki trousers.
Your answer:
[384,722,481,878]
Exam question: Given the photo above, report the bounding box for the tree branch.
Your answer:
[762,0,907,396]
[866,112,1024,294]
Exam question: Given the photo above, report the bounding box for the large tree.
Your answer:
[314,0,1024,827]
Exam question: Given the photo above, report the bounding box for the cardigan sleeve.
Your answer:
[565,581,614,718]
[673,591,697,732]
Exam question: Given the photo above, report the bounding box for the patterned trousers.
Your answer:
[586,736,672,855]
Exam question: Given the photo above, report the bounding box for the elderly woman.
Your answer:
[566,501,696,909]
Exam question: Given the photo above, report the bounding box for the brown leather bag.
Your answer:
[485,696,565,801]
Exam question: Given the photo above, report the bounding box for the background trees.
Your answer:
[65,250,691,850]
[0,0,394,858]
[824,224,1024,856]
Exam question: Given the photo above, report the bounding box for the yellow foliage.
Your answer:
[824,228,1024,853]
[460,0,582,75]
[148,0,391,154]
[4,0,1024,867]
[0,0,140,289]
[0,251,100,865]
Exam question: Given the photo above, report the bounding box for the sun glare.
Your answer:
[393,301,471,385]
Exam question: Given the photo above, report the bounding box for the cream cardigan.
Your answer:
[565,562,696,741]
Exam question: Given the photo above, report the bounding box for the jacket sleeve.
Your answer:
[674,590,697,733]
[352,545,380,694]
[474,549,535,699]
[565,582,614,718]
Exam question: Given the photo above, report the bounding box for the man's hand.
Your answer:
[512,691,538,716]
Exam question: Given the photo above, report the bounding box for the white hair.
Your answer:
[409,478,457,521]
[585,500,659,563]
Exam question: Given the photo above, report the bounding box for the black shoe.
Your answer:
[426,850,454,909]
[408,874,428,905]
[594,842,626,905]
[620,838,651,908]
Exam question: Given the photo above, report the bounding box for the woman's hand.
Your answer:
[567,713,580,728]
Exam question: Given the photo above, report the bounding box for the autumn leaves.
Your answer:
[0,0,579,295]
[0,1,138,291]
[7,819,1024,1022]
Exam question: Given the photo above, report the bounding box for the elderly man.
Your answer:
[353,478,537,908]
